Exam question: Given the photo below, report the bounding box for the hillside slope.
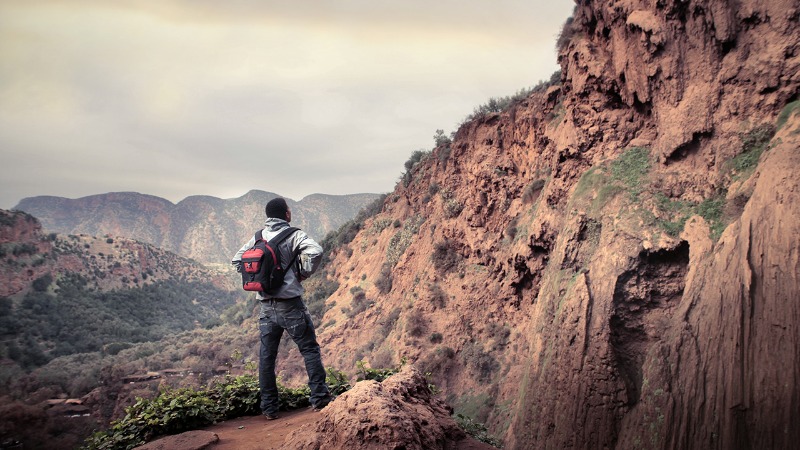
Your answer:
[302,0,799,448]
[14,190,381,264]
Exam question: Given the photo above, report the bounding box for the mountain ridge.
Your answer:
[14,190,382,264]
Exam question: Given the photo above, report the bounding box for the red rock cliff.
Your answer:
[307,0,798,448]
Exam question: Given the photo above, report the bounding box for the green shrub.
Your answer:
[461,342,498,384]
[653,192,728,240]
[355,359,399,382]
[84,387,218,450]
[83,374,315,450]
[433,129,452,147]
[556,15,576,52]
[32,274,53,292]
[385,216,424,267]
[325,367,351,396]
[380,307,402,336]
[402,150,431,186]
[343,287,371,318]
[428,283,447,309]
[453,414,503,448]
[431,240,460,273]
[405,309,426,337]
[321,194,387,253]
[375,263,393,294]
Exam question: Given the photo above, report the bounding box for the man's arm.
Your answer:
[231,236,256,272]
[294,232,323,279]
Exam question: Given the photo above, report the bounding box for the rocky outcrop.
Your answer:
[14,190,381,264]
[284,366,469,450]
[0,210,53,297]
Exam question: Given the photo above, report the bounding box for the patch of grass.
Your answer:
[696,195,727,240]
[726,123,776,177]
[652,192,728,240]
[610,147,651,200]
[776,100,800,131]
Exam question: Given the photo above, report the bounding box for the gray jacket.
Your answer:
[231,218,323,299]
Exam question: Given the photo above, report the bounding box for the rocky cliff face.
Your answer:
[304,0,799,448]
[14,190,381,264]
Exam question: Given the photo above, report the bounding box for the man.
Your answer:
[231,197,332,420]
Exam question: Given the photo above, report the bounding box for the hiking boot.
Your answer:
[263,412,278,420]
[311,395,335,411]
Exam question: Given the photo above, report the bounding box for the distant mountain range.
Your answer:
[14,190,381,264]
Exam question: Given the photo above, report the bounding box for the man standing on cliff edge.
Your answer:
[231,197,333,419]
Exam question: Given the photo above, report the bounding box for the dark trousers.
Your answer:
[258,297,330,414]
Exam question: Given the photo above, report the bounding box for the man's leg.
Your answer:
[287,309,331,408]
[258,317,284,415]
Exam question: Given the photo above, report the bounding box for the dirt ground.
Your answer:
[205,408,317,450]
[203,408,495,449]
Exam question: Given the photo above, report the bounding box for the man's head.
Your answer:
[265,198,291,221]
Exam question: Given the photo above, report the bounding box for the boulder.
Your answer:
[284,366,467,449]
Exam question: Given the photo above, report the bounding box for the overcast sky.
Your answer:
[0,0,574,209]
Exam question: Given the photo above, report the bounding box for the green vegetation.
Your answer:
[556,15,576,52]
[355,359,400,382]
[610,146,651,200]
[463,71,562,124]
[461,341,499,384]
[325,367,352,396]
[320,194,388,252]
[726,123,776,178]
[454,414,503,448]
[0,274,238,372]
[375,262,393,294]
[342,286,372,318]
[83,360,405,450]
[433,129,453,147]
[431,240,461,274]
[652,193,728,239]
[776,99,800,131]
[428,283,447,309]
[405,309,426,337]
[386,215,424,267]
[402,150,431,186]
[439,189,465,219]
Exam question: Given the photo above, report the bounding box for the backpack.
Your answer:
[241,227,299,293]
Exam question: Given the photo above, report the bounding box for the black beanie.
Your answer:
[265,198,289,219]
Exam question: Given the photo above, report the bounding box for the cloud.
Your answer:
[0,0,574,209]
